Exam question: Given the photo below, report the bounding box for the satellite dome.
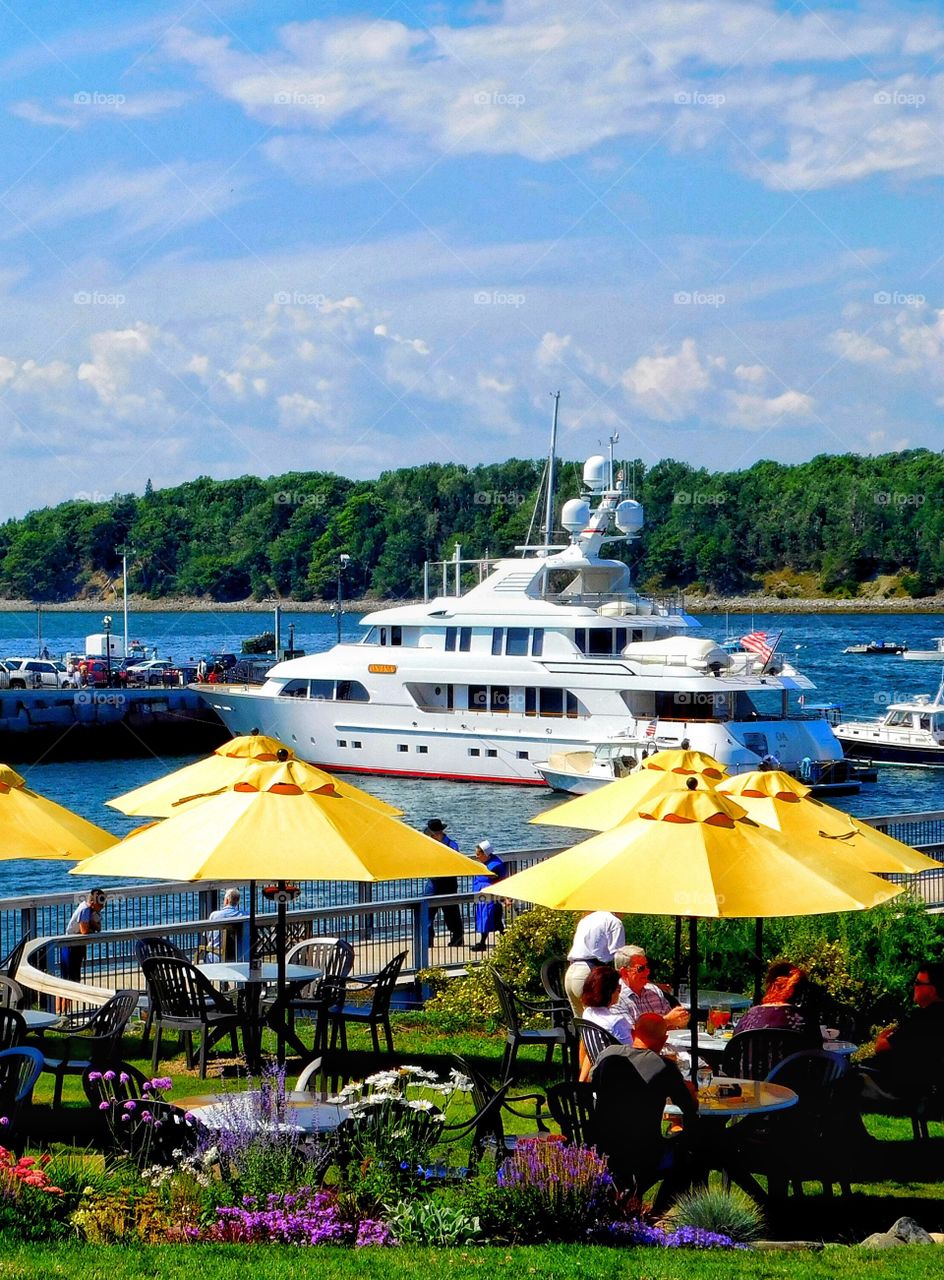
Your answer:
[582,455,607,493]
[561,498,591,533]
[615,499,644,533]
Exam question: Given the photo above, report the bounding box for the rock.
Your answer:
[929,1233,944,1244]
[860,1233,903,1248]
[890,1217,934,1245]
[751,1240,824,1251]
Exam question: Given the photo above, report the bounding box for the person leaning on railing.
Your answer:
[57,888,106,1013]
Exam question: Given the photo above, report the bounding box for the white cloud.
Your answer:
[724,388,815,429]
[11,90,189,129]
[622,339,719,422]
[829,330,893,364]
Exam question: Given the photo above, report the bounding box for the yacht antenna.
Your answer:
[608,432,620,490]
[543,390,560,550]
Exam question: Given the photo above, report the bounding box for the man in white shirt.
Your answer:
[614,944,690,1033]
[206,887,246,962]
[564,910,625,1017]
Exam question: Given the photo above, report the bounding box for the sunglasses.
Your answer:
[628,963,650,972]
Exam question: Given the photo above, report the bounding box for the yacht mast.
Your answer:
[543,390,560,551]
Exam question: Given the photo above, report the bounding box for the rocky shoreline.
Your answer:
[3,593,943,615]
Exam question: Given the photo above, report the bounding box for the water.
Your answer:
[4,609,944,902]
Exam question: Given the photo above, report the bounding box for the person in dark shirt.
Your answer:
[860,962,944,1104]
[591,1012,702,1210]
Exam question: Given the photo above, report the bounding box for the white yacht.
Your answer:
[901,637,944,662]
[199,456,847,786]
[834,681,944,767]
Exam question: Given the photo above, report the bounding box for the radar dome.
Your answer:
[582,455,607,493]
[615,499,644,533]
[561,498,591,533]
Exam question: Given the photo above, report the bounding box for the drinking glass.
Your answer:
[696,1064,713,1091]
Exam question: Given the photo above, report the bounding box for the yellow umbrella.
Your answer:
[486,784,901,1077]
[0,763,118,860]
[107,734,401,818]
[717,770,938,874]
[531,766,717,833]
[637,749,728,779]
[490,787,901,918]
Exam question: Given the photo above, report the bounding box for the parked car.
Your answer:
[125,659,179,686]
[4,658,73,689]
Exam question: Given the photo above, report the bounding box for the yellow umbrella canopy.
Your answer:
[107,734,402,818]
[531,766,718,833]
[486,786,902,919]
[637,749,728,780]
[717,769,938,874]
[73,777,474,883]
[0,763,118,860]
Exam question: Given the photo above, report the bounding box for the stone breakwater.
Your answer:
[686,594,944,614]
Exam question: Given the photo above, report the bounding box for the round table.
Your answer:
[196,962,322,1071]
[667,1029,730,1056]
[666,1077,797,1120]
[823,1039,857,1057]
[178,1090,348,1134]
[21,1010,61,1031]
[676,988,751,1011]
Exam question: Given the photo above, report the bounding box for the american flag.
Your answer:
[645,718,658,738]
[740,631,774,663]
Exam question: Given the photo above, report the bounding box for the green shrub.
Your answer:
[662,1185,764,1243]
[387,1196,482,1245]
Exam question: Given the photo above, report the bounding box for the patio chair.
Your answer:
[39,989,140,1108]
[141,956,243,1078]
[327,951,406,1055]
[0,1046,43,1142]
[492,972,573,1083]
[0,976,25,1010]
[0,932,31,981]
[0,1007,26,1053]
[721,1028,813,1081]
[573,1017,620,1069]
[441,1055,548,1168]
[540,957,578,1046]
[729,1050,854,1198]
[83,1061,202,1164]
[135,937,190,1046]
[282,937,355,1054]
[547,1080,598,1148]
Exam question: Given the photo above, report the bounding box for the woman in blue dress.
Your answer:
[471,838,506,951]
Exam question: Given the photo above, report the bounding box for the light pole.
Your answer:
[336,554,351,643]
[103,615,113,686]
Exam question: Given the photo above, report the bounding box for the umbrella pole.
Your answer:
[673,916,682,993]
[688,916,699,1084]
[753,917,764,1005]
[248,880,257,968]
[277,880,287,1065]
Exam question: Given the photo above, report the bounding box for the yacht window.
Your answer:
[470,685,488,710]
[632,629,643,643]
[486,749,498,758]
[352,741,362,748]
[566,691,579,718]
[615,628,627,652]
[507,627,528,656]
[886,711,910,727]
[588,629,612,656]
[337,739,346,747]
[459,628,472,652]
[310,679,333,701]
[573,629,587,654]
[525,687,537,716]
[445,627,457,652]
[531,629,544,657]
[391,626,402,646]
[540,688,564,717]
[336,680,369,702]
[469,747,481,756]
[508,689,527,713]
[417,745,429,754]
[491,686,510,713]
[397,744,408,752]
[920,716,932,731]
[517,750,529,759]
[278,679,309,698]
[379,628,387,646]
[492,629,504,656]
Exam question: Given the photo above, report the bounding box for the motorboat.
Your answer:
[198,449,849,787]
[843,641,907,656]
[834,680,944,768]
[901,637,944,662]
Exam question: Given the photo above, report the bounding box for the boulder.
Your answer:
[890,1217,934,1245]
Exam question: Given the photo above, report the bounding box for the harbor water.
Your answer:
[2,608,943,901]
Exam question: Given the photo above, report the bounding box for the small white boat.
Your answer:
[834,679,944,767]
[843,641,907,656]
[901,638,944,662]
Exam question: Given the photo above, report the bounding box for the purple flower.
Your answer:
[103,1071,116,1082]
[88,1071,102,1082]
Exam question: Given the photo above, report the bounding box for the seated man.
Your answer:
[590,1012,702,1210]
[614,946,690,1034]
[860,962,944,1106]
[204,887,247,963]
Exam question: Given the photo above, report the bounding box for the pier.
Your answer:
[0,685,226,762]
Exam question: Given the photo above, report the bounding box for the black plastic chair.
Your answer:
[0,1007,26,1051]
[540,957,577,1046]
[0,1046,43,1138]
[0,932,31,982]
[441,1055,548,1168]
[547,1080,598,1147]
[493,972,573,1082]
[135,938,189,1047]
[721,1028,813,1081]
[573,1017,620,1068]
[730,1050,853,1198]
[40,989,140,1107]
[327,951,405,1055]
[283,938,355,1054]
[0,976,25,1010]
[141,956,242,1078]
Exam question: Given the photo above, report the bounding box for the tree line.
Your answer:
[3,449,943,602]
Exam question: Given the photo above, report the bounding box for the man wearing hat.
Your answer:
[470,838,506,951]
[423,819,464,947]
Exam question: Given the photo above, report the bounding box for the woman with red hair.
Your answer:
[733,962,813,1035]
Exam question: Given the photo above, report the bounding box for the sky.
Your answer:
[0,0,942,517]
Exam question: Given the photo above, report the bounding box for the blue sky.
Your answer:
[0,0,941,516]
